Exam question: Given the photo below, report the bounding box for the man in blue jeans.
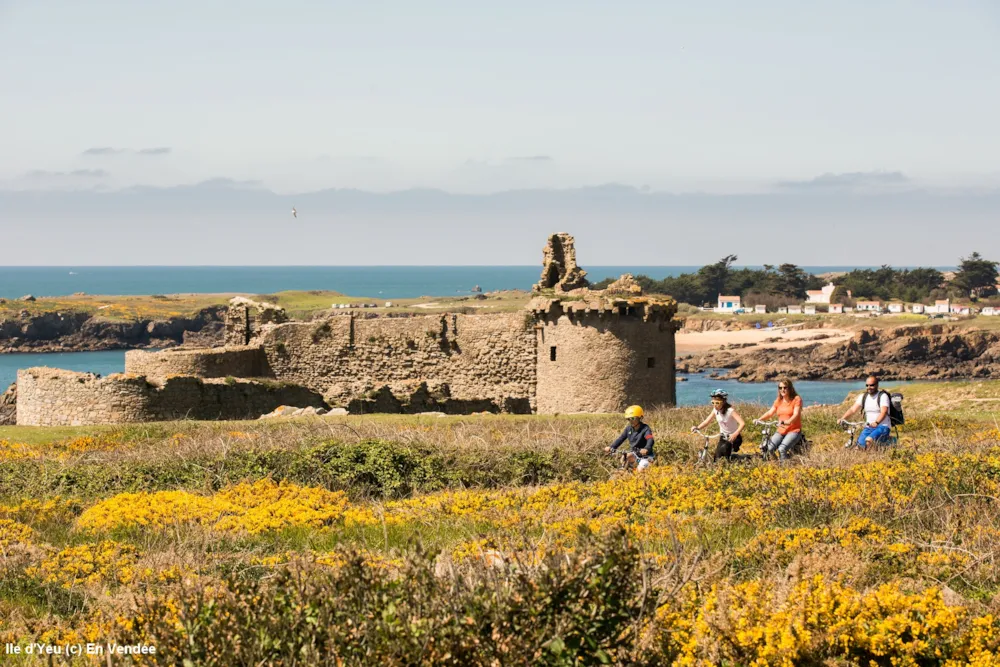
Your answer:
[838,375,891,448]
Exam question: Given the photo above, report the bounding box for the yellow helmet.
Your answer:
[624,405,644,419]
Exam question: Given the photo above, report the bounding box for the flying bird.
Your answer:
[291,206,297,218]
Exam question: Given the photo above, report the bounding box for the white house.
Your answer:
[803,305,817,315]
[910,304,925,314]
[787,305,803,314]
[777,306,788,314]
[829,304,844,314]
[754,304,767,314]
[856,301,882,312]
[805,282,837,304]
[717,294,741,313]
[933,299,950,314]
[843,306,854,313]
[983,307,997,316]
[951,304,971,315]
[887,302,904,313]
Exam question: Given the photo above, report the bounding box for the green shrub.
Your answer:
[127,529,648,666]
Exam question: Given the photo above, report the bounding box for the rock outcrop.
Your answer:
[532,233,589,293]
[0,307,226,352]
[686,324,1000,382]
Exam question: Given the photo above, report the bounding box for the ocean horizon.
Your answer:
[0,265,956,301]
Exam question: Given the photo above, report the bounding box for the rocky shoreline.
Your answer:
[0,307,227,354]
[683,324,1000,382]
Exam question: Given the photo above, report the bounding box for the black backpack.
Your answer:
[860,390,904,426]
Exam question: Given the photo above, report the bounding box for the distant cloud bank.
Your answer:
[776,170,911,191]
[81,146,172,157]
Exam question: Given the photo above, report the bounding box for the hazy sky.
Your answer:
[2,0,999,193]
[1,1,998,265]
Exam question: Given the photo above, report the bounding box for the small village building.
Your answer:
[887,302,904,313]
[829,304,844,314]
[787,305,803,314]
[805,283,837,304]
[856,301,882,313]
[754,304,767,314]
[951,304,971,315]
[777,307,788,314]
[933,299,950,314]
[716,294,741,314]
[983,307,997,316]
[843,306,854,313]
[803,305,817,315]
[910,304,925,314]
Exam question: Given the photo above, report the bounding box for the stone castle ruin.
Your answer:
[14,234,679,425]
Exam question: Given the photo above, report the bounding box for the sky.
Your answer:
[0,0,998,265]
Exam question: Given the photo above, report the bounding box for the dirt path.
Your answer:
[676,327,853,355]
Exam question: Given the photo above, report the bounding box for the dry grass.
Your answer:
[5,385,1000,662]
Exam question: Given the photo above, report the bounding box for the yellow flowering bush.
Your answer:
[77,479,349,535]
[0,519,36,547]
[27,540,140,589]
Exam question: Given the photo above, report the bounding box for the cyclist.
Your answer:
[692,389,745,460]
[756,378,803,460]
[605,405,655,471]
[838,375,891,448]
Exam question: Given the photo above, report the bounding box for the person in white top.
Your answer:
[692,389,746,461]
[838,375,891,448]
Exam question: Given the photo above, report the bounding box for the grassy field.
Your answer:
[0,290,536,323]
[0,293,230,322]
[3,383,1000,664]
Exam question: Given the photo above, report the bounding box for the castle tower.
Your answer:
[529,297,679,414]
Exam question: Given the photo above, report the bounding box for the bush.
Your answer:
[126,529,649,666]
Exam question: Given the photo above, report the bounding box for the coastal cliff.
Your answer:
[0,307,226,353]
[686,324,1000,382]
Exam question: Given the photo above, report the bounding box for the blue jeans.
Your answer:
[767,431,802,459]
[857,424,891,448]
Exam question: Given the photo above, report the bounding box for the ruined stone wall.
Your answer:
[15,367,324,426]
[255,312,537,412]
[224,297,288,346]
[533,302,677,414]
[125,346,266,380]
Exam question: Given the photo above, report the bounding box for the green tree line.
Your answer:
[594,252,999,306]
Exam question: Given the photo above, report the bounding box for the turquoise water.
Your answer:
[0,350,862,407]
[0,265,897,300]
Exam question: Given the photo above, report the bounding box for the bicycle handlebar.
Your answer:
[754,419,779,426]
[691,428,721,438]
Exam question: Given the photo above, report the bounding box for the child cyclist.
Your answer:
[692,389,746,461]
[605,405,655,471]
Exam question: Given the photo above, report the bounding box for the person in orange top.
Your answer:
[756,378,803,460]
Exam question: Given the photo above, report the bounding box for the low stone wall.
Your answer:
[125,346,265,380]
[15,367,325,426]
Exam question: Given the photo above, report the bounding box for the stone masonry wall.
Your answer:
[533,301,677,414]
[255,312,538,412]
[16,367,325,426]
[125,346,265,380]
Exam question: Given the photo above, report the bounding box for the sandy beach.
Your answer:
[675,325,853,355]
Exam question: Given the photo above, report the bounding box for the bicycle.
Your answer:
[607,447,653,474]
[692,427,720,464]
[754,419,810,460]
[754,419,779,457]
[839,420,867,450]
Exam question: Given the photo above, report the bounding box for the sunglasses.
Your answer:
[866,384,878,388]
[778,386,788,390]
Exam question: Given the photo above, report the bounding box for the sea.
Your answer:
[0,265,891,405]
[0,265,894,301]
